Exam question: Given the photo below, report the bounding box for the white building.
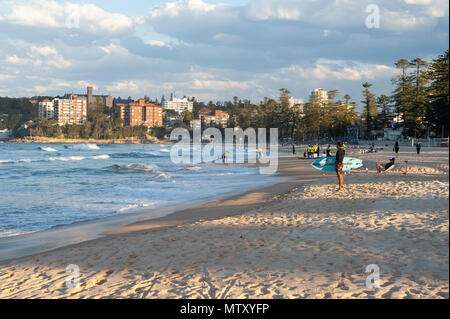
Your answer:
[288,97,304,112]
[312,88,328,106]
[38,99,55,120]
[54,95,87,125]
[163,97,193,114]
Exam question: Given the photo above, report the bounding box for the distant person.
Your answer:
[222,151,229,163]
[335,142,345,192]
[394,138,400,156]
[292,144,295,155]
[416,142,422,155]
[257,148,263,160]
[316,145,320,157]
[326,145,332,157]
[376,157,396,174]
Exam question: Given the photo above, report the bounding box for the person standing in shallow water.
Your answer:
[335,142,345,192]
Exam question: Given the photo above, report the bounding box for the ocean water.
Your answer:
[0,143,279,238]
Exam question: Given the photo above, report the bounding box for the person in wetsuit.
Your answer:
[335,142,345,192]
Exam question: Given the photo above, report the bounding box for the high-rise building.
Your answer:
[163,96,193,114]
[312,88,328,106]
[38,99,55,120]
[118,99,163,127]
[288,97,304,112]
[54,95,87,125]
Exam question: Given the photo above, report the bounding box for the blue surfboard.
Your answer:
[311,156,363,171]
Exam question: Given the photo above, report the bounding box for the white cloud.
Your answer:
[382,9,438,33]
[30,46,58,57]
[145,40,168,47]
[287,61,397,82]
[424,0,449,18]
[191,79,250,91]
[5,55,26,65]
[405,0,433,5]
[6,0,133,35]
[246,0,301,21]
[106,80,142,94]
[0,73,15,81]
[150,0,217,19]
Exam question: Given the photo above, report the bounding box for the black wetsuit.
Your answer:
[335,148,344,172]
[385,162,394,170]
[394,141,399,154]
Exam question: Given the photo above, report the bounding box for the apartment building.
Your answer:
[118,99,163,127]
[162,96,193,114]
[199,109,230,127]
[54,95,87,125]
[288,97,304,112]
[38,99,55,120]
[312,88,329,106]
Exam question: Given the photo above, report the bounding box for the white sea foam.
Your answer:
[92,154,110,160]
[181,166,202,171]
[40,147,57,152]
[118,203,156,212]
[50,156,86,161]
[68,144,100,150]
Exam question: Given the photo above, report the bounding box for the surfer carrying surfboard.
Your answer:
[335,142,345,192]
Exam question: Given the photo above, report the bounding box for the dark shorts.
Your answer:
[335,163,343,173]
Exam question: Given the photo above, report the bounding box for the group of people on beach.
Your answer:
[304,145,321,158]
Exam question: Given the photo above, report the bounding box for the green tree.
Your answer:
[362,82,377,137]
[376,94,394,129]
[426,50,449,137]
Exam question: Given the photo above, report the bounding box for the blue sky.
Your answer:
[0,0,448,109]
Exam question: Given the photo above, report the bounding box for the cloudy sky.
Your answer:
[0,0,448,108]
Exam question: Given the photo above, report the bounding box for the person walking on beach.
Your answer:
[292,144,295,155]
[416,142,422,155]
[335,142,344,192]
[394,138,400,157]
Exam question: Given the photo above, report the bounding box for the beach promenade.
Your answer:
[0,147,448,299]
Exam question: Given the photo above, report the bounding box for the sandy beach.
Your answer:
[0,146,448,299]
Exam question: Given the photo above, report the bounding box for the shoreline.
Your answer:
[2,136,172,145]
[0,156,327,263]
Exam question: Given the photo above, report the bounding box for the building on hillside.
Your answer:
[163,96,193,114]
[118,99,163,127]
[312,88,328,106]
[198,107,212,116]
[199,109,230,127]
[54,95,87,125]
[63,86,112,110]
[38,99,55,120]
